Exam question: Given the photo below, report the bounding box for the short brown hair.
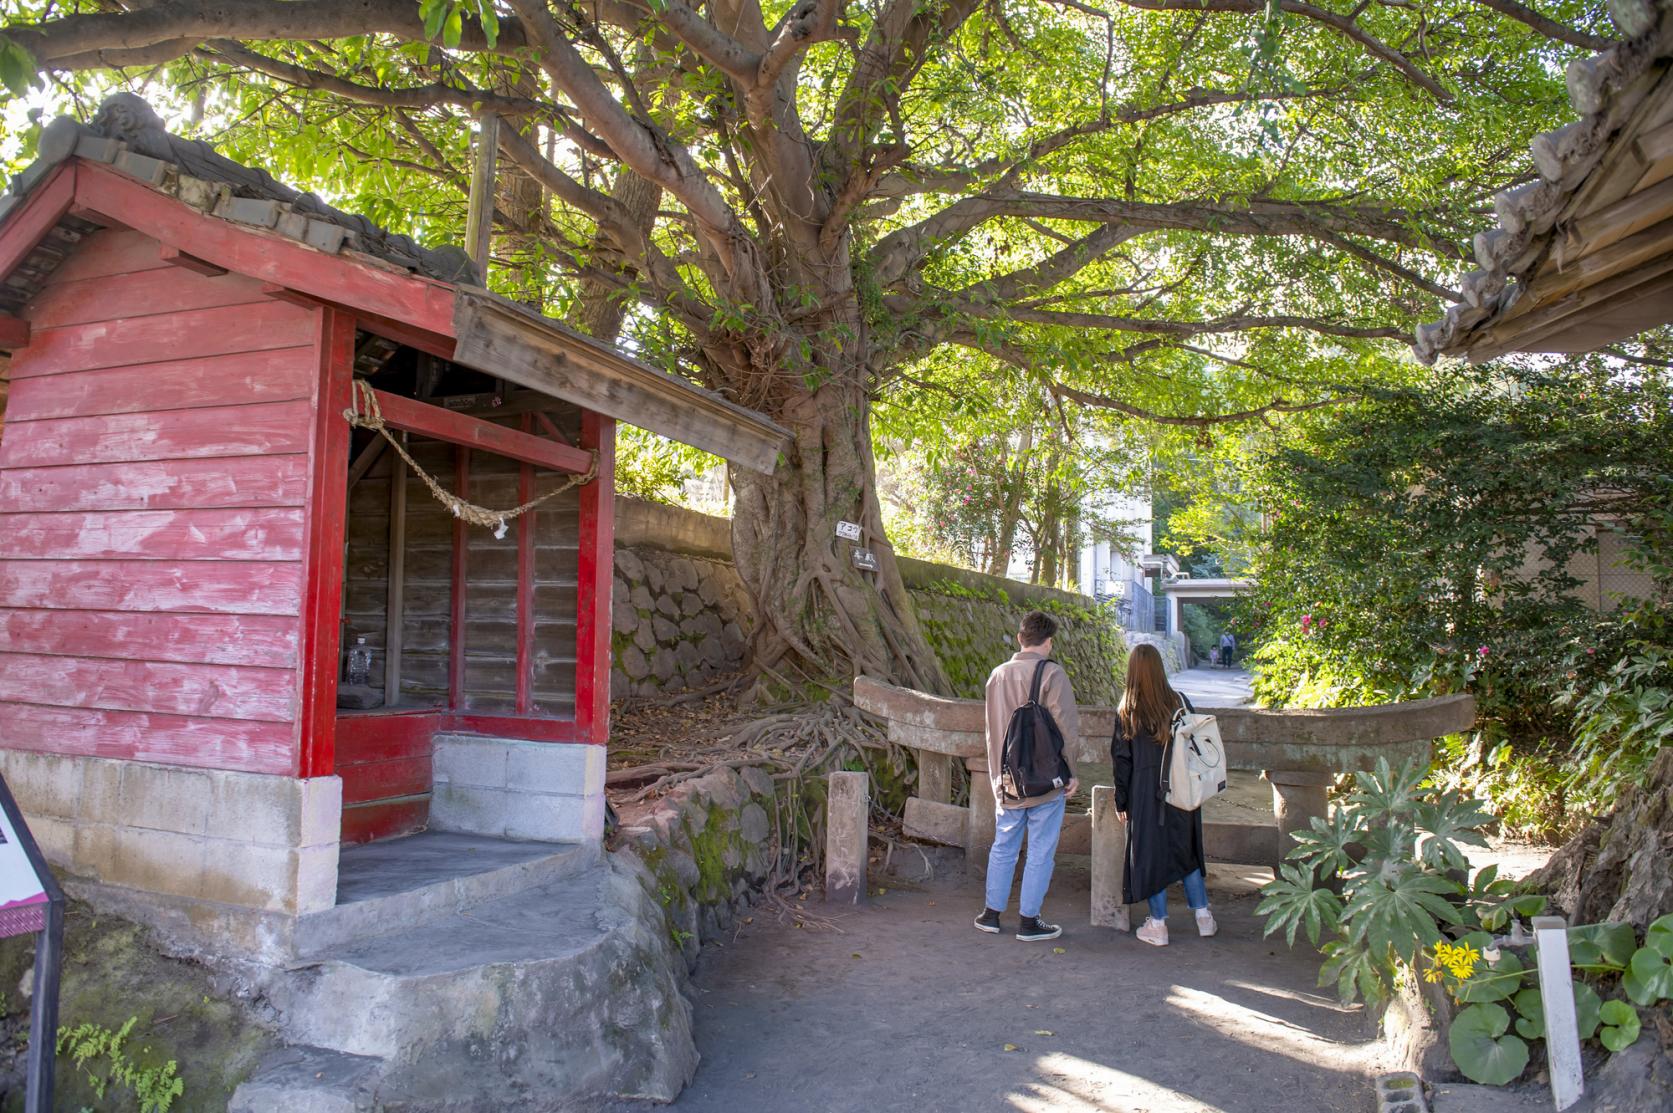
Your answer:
[1019,611,1057,647]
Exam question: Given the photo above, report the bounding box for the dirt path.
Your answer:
[607,859,1385,1113]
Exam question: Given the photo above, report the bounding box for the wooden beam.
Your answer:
[0,313,29,350]
[1467,249,1673,362]
[1555,174,1673,268]
[161,245,227,276]
[534,410,573,445]
[448,447,469,710]
[1636,118,1673,169]
[72,161,458,340]
[452,288,789,474]
[574,411,615,746]
[1521,215,1673,307]
[0,162,76,283]
[298,307,356,780]
[1491,267,1673,356]
[346,436,388,490]
[384,445,408,704]
[363,387,593,473]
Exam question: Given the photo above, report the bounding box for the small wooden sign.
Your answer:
[852,548,879,572]
[836,520,862,541]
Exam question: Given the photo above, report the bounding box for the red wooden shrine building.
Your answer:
[0,96,783,930]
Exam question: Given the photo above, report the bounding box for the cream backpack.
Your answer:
[1161,695,1228,811]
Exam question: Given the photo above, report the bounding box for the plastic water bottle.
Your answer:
[346,636,372,686]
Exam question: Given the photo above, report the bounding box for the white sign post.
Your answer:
[1532,915,1585,1111]
[835,520,862,541]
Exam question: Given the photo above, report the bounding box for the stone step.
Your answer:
[293,830,598,958]
[228,1045,383,1113]
[261,853,697,1108]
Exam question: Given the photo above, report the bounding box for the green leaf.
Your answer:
[1567,922,1636,970]
[1648,913,1673,957]
[1257,862,1343,947]
[1449,1003,1530,1086]
[420,0,448,41]
[1598,1000,1640,1053]
[1456,947,1524,1004]
[0,38,37,98]
[1623,942,1673,1006]
[1511,986,1544,1039]
[442,7,463,48]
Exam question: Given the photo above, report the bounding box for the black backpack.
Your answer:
[1000,659,1073,800]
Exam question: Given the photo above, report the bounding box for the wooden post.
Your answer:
[1091,785,1139,931]
[1534,916,1585,1110]
[465,114,499,273]
[918,752,953,805]
[825,771,868,905]
[383,443,407,704]
[1266,769,1333,871]
[966,757,996,871]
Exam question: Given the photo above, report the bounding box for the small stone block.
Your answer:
[216,196,282,228]
[275,210,308,240]
[176,175,224,212]
[113,150,170,186]
[304,219,348,253]
[0,195,18,224]
[73,135,124,163]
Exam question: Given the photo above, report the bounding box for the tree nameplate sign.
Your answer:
[835,520,862,541]
[852,548,879,572]
[0,794,49,938]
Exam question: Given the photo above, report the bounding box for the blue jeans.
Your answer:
[984,795,1067,919]
[1147,868,1208,920]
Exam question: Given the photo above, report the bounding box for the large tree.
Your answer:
[0,0,1613,692]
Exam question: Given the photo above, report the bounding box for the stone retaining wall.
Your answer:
[613,764,779,970]
[611,498,1131,702]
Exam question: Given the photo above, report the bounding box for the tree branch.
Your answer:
[1050,378,1353,425]
[1466,0,1614,51]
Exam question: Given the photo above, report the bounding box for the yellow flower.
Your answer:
[1424,966,1444,983]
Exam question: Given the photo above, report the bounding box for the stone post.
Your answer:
[917,752,953,805]
[965,757,996,872]
[1266,770,1334,869]
[825,770,868,905]
[1090,785,1140,931]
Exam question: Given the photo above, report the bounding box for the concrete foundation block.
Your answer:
[432,735,510,789]
[296,843,341,915]
[113,826,210,902]
[504,740,605,796]
[0,750,83,819]
[299,777,345,849]
[121,762,217,834]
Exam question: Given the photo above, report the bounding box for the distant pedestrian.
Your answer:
[1111,643,1215,947]
[1219,631,1236,668]
[974,611,1080,942]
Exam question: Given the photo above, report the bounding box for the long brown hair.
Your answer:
[1118,644,1182,743]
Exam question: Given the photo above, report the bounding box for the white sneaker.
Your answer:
[1136,917,1169,947]
[1195,907,1218,937]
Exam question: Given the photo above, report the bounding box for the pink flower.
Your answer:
[1476,645,1489,658]
[1586,647,1596,655]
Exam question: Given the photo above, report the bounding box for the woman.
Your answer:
[1111,644,1216,946]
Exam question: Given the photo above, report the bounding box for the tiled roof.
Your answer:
[0,92,478,312]
[1414,0,1673,364]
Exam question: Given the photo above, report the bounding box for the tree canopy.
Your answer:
[0,0,1623,691]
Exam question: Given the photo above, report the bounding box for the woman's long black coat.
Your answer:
[1112,702,1207,904]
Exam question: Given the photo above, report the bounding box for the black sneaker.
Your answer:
[1016,916,1062,942]
[974,908,1002,934]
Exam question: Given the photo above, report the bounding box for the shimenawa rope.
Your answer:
[343,379,597,539]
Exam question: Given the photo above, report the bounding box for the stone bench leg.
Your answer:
[965,757,995,872]
[1265,769,1334,874]
[1091,785,1143,931]
[917,752,953,805]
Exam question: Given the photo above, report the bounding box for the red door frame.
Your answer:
[312,320,615,792]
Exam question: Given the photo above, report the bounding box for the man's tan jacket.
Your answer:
[983,649,1079,808]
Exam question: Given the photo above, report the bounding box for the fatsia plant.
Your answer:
[1257,757,1512,1004]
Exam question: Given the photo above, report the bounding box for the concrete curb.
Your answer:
[1376,1071,1431,1113]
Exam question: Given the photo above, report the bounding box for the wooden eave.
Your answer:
[452,288,790,474]
[1415,8,1673,364]
[0,158,788,473]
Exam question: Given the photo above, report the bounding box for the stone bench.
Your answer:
[852,676,1475,929]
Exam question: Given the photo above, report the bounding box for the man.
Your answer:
[1219,630,1236,669]
[974,611,1080,941]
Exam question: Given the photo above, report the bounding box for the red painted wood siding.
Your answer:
[0,228,318,776]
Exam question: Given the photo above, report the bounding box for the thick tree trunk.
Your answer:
[731,372,950,696]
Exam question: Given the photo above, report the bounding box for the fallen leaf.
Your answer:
[851,952,862,959]
[928,901,936,906]
[1053,947,1066,954]
[878,888,888,894]
[1034,1030,1054,1037]
[1002,1043,1020,1052]
[743,1072,756,1080]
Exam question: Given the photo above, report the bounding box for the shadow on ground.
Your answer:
[606,857,1383,1113]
